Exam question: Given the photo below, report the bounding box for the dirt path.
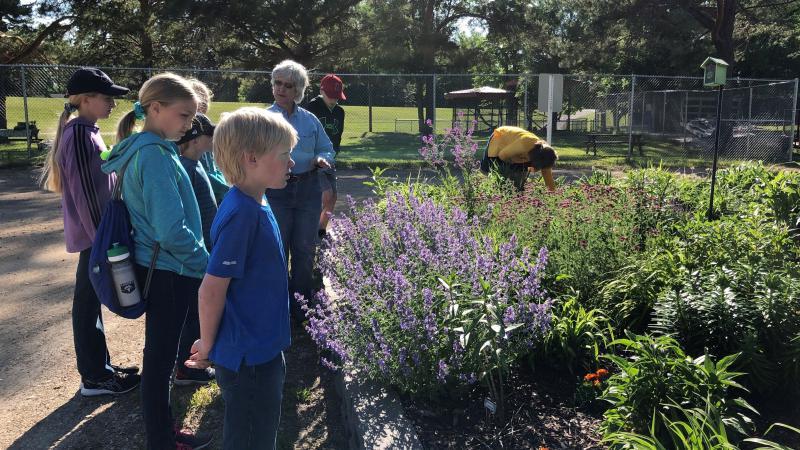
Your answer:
[0,167,387,450]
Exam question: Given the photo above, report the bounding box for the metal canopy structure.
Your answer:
[444,86,517,133]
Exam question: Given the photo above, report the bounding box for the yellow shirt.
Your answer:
[486,126,556,191]
[487,126,542,164]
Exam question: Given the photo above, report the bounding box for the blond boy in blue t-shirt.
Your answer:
[186,107,298,450]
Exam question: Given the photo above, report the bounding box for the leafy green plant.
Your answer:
[752,169,800,232]
[745,423,800,449]
[600,332,756,443]
[541,295,613,374]
[581,168,615,186]
[443,276,547,420]
[604,397,800,450]
[647,214,800,395]
[362,166,394,196]
[597,242,681,332]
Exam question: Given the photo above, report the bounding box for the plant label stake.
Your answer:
[484,397,497,415]
[700,57,729,220]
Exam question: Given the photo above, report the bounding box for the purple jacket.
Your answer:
[58,117,114,253]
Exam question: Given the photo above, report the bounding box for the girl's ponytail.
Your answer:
[117,73,198,142]
[116,110,138,143]
[40,101,79,192]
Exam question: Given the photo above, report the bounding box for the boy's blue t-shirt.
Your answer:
[207,186,291,372]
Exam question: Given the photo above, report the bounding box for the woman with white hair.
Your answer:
[479,126,559,191]
[266,60,334,324]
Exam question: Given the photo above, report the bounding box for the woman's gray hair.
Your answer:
[271,59,309,104]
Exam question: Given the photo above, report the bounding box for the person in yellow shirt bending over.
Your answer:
[479,126,558,191]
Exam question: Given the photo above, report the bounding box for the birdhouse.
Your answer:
[700,57,729,87]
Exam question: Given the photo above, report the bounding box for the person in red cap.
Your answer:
[306,74,346,239]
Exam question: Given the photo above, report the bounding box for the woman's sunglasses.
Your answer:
[272,79,295,90]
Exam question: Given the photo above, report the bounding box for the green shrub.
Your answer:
[644,213,800,394]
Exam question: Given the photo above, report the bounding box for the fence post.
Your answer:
[791,78,798,162]
[640,90,645,131]
[747,86,753,155]
[368,78,373,133]
[20,66,31,158]
[523,74,529,129]
[627,75,636,159]
[546,74,554,145]
[432,73,437,132]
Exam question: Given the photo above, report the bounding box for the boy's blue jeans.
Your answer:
[216,353,286,450]
[266,173,322,319]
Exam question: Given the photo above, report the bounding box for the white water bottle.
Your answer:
[107,243,141,307]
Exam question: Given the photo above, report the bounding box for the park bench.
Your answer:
[0,121,41,143]
[585,133,643,156]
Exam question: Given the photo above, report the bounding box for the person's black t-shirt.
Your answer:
[306,95,345,153]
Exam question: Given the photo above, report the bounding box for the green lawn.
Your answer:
[0,96,780,170]
[1,97,457,141]
[338,131,747,170]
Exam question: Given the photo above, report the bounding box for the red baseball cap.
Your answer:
[320,74,346,101]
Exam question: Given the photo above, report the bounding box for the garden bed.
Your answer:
[304,120,800,449]
[402,365,603,449]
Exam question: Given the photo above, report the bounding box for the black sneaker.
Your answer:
[174,426,212,450]
[111,363,140,375]
[174,367,215,386]
[80,372,141,397]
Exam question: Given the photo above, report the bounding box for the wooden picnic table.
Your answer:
[585,133,643,156]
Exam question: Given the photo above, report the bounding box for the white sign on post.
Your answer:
[538,74,563,144]
[537,74,564,113]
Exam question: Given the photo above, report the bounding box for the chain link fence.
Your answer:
[0,64,796,167]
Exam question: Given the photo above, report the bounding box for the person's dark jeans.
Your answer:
[135,265,198,450]
[496,160,529,191]
[484,156,529,191]
[176,284,205,379]
[480,135,528,191]
[72,247,114,382]
[216,353,286,450]
[266,174,322,320]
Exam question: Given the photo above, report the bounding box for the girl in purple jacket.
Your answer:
[40,68,140,396]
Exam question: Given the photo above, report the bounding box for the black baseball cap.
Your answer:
[177,113,215,145]
[65,67,129,97]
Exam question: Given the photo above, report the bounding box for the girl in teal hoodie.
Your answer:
[103,73,211,450]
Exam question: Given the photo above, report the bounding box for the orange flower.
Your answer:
[593,380,601,387]
[539,447,550,450]
[596,369,609,379]
[584,373,598,382]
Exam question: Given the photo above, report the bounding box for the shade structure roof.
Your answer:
[444,86,512,101]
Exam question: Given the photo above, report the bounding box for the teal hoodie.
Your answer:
[102,131,209,278]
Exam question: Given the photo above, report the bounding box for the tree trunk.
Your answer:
[713,0,737,68]
[138,0,154,68]
[424,75,434,132]
[416,78,426,132]
[680,0,738,68]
